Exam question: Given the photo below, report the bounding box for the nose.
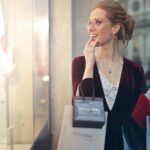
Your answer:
[90,23,95,28]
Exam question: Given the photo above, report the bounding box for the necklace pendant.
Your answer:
[108,70,112,74]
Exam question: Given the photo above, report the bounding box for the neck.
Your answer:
[95,41,122,63]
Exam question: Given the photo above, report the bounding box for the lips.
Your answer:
[90,34,98,38]
[89,34,101,46]
[90,34,99,41]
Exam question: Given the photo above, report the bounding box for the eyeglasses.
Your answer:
[87,19,110,28]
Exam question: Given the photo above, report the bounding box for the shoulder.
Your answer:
[72,55,85,65]
[124,57,145,87]
[124,57,143,72]
[124,57,145,90]
[72,56,85,67]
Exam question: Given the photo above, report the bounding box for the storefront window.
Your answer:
[0,0,49,149]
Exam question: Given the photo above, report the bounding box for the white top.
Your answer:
[98,70,119,110]
[145,88,150,100]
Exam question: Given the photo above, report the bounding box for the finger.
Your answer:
[85,38,93,47]
[88,38,98,48]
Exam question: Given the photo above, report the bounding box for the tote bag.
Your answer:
[131,94,150,128]
[146,116,150,150]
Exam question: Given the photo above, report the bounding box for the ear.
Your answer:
[112,23,121,35]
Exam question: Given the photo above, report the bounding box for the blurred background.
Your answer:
[0,0,150,150]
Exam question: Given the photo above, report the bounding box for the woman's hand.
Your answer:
[82,36,98,79]
[83,37,98,68]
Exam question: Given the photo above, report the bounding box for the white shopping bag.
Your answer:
[57,105,107,150]
[146,116,150,150]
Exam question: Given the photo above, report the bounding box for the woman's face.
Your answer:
[87,8,115,46]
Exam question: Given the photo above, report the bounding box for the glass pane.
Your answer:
[0,0,15,149]
[32,0,49,139]
[0,0,50,149]
[121,0,150,90]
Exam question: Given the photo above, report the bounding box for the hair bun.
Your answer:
[125,15,136,40]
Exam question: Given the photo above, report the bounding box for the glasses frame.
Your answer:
[86,19,110,28]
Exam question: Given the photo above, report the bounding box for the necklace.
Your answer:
[96,59,123,76]
[108,70,112,74]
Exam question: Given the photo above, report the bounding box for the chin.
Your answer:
[95,42,101,47]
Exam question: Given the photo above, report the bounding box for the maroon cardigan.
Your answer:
[72,56,146,150]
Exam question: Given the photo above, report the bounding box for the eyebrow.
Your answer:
[88,18,108,21]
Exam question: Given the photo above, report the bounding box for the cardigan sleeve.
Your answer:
[72,56,84,96]
[72,56,94,97]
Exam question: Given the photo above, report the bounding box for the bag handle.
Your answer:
[145,89,150,109]
[79,83,95,101]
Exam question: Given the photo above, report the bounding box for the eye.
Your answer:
[95,20,102,26]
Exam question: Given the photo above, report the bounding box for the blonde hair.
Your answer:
[93,0,135,44]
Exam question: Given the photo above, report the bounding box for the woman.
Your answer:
[72,1,146,150]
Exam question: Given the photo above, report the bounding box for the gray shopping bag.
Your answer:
[147,116,150,150]
[57,105,108,150]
